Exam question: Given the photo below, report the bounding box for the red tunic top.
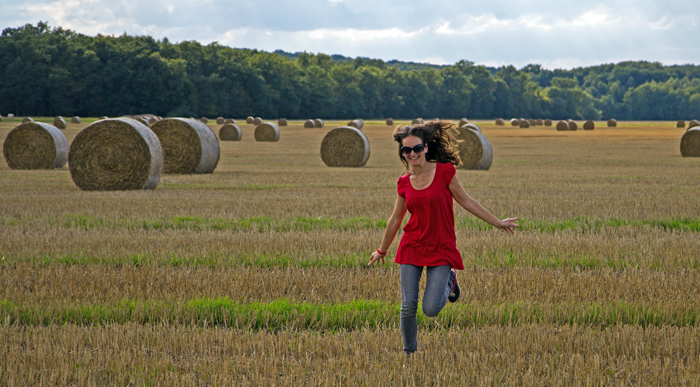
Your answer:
[395,162,464,270]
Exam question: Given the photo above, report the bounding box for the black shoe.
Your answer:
[448,270,460,303]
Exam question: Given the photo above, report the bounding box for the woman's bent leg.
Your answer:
[400,264,422,354]
[422,265,452,317]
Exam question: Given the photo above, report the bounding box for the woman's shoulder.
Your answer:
[437,162,456,184]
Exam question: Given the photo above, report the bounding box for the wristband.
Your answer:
[376,249,387,255]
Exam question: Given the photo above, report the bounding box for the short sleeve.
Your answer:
[397,175,407,198]
[443,163,456,187]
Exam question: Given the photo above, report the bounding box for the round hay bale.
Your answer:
[136,117,149,126]
[519,120,530,128]
[677,120,686,128]
[151,118,220,175]
[495,118,504,125]
[148,117,158,126]
[556,121,568,131]
[459,118,469,127]
[8,114,14,118]
[463,123,481,133]
[68,118,163,190]
[320,126,370,168]
[219,123,242,141]
[22,117,34,124]
[99,116,109,120]
[454,126,492,170]
[411,118,424,125]
[0,115,3,122]
[510,119,519,126]
[246,116,254,124]
[607,119,617,127]
[253,117,263,126]
[386,118,394,126]
[536,119,544,126]
[278,118,287,126]
[216,117,225,125]
[568,121,578,131]
[544,119,552,126]
[680,128,700,157]
[225,118,236,124]
[527,119,536,126]
[347,119,364,130]
[583,120,595,130]
[304,120,315,128]
[71,116,81,124]
[199,117,208,124]
[255,122,280,142]
[688,120,700,130]
[53,116,67,129]
[314,119,324,128]
[3,122,68,169]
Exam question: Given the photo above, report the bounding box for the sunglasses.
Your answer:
[401,144,426,155]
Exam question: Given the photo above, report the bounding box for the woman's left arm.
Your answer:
[449,175,519,234]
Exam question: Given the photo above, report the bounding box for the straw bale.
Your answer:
[495,118,504,125]
[22,117,34,124]
[99,116,109,120]
[536,119,543,126]
[320,126,370,167]
[459,118,469,127]
[607,119,617,127]
[3,122,68,169]
[254,117,263,125]
[148,117,158,125]
[347,119,364,130]
[219,123,242,141]
[463,123,481,133]
[510,119,519,126]
[528,119,536,126]
[568,121,578,131]
[0,115,3,122]
[255,122,280,142]
[411,118,424,125]
[246,116,254,124]
[278,118,287,126]
[8,114,14,118]
[225,118,236,124]
[151,118,220,174]
[583,120,595,130]
[314,119,325,128]
[53,116,67,129]
[136,117,150,126]
[386,118,394,126]
[216,117,225,125]
[680,128,700,157]
[677,120,686,128]
[544,119,552,126]
[519,120,530,128]
[199,117,208,124]
[454,126,492,170]
[556,121,568,131]
[68,118,163,190]
[304,120,315,128]
[71,116,81,124]
[688,120,700,129]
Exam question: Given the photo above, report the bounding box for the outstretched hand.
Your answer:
[368,251,386,266]
[498,217,519,234]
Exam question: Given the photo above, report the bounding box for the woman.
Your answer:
[367,121,518,357]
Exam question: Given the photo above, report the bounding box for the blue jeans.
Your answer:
[400,264,453,354]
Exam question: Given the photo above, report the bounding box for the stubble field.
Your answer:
[1,118,699,385]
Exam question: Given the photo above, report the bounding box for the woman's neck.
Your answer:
[409,160,431,175]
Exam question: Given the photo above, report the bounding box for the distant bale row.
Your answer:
[3,122,68,169]
[304,119,325,128]
[320,126,369,168]
[681,128,700,157]
[453,124,492,170]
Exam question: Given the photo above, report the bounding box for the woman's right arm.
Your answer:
[368,194,408,266]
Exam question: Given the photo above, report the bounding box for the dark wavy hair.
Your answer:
[392,120,461,174]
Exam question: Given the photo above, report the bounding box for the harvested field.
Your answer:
[1,119,699,384]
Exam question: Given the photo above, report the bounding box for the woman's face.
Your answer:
[401,135,427,167]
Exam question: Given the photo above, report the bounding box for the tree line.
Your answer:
[2,22,700,120]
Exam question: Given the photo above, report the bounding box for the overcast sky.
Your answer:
[2,0,698,69]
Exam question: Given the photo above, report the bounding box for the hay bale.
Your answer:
[454,126,492,170]
[536,119,543,126]
[148,117,158,126]
[99,116,109,120]
[53,116,67,130]
[0,115,3,122]
[69,118,162,190]
[544,119,552,126]
[495,118,504,125]
[278,118,287,126]
[254,117,263,126]
[246,116,255,124]
[347,119,364,130]
[677,120,686,128]
[411,118,424,125]
[304,120,315,128]
[8,114,14,118]
[568,121,578,131]
[216,117,225,125]
[3,122,68,169]
[151,118,220,174]
[528,119,536,126]
[320,126,370,168]
[680,128,700,157]
[22,117,34,124]
[71,116,81,124]
[463,124,481,133]
[556,121,568,131]
[136,117,150,126]
[219,123,242,141]
[510,119,519,126]
[199,117,208,124]
[225,118,236,124]
[386,118,394,126]
[314,119,324,128]
[519,120,530,128]
[607,119,617,127]
[583,120,595,130]
[255,122,280,142]
[688,120,700,130]
[459,118,469,127]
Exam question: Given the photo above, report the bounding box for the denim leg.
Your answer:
[400,264,422,354]
[422,265,452,317]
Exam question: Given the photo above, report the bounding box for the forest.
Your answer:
[1,22,699,120]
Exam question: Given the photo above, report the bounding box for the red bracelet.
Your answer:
[376,249,387,255]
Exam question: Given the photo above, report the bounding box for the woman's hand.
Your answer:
[497,217,519,234]
[368,251,387,266]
